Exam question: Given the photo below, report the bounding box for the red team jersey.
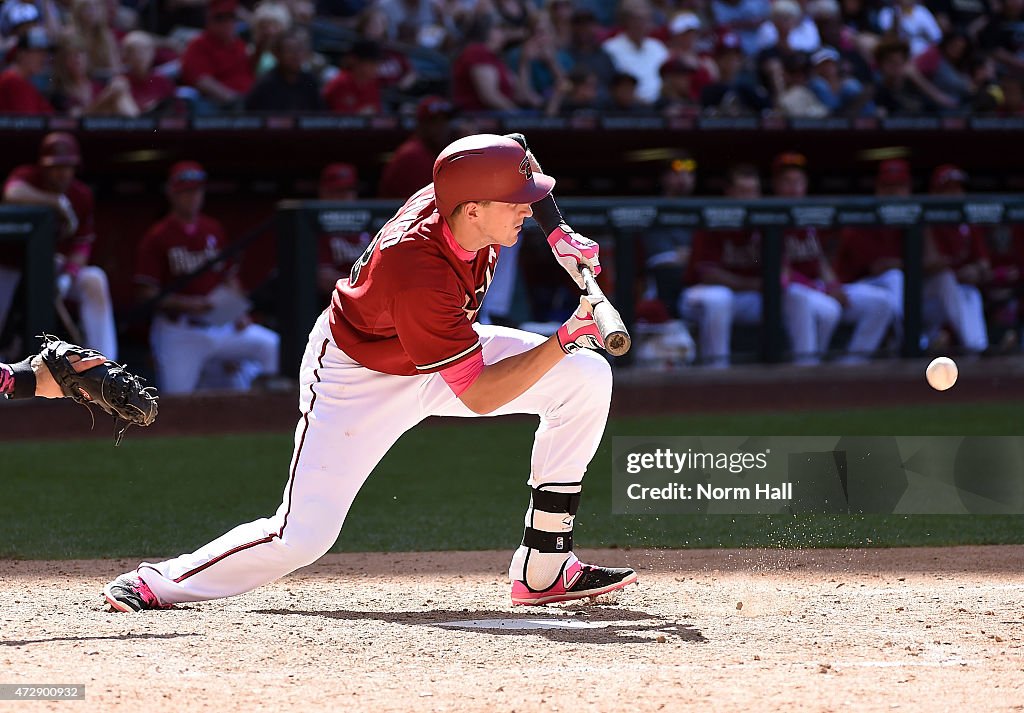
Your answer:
[0,69,54,114]
[834,227,903,283]
[784,228,827,282]
[929,224,989,269]
[329,186,499,376]
[134,214,229,296]
[4,165,95,258]
[180,32,254,95]
[686,230,762,285]
[318,230,372,277]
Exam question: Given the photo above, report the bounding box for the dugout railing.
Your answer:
[0,206,55,356]
[277,195,1024,375]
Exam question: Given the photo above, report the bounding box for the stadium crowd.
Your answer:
[0,0,1023,117]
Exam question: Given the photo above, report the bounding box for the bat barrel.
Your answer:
[579,266,631,356]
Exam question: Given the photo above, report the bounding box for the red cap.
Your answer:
[877,158,911,186]
[168,161,207,192]
[772,151,807,175]
[416,95,455,123]
[320,162,357,191]
[930,164,967,190]
[432,134,555,217]
[39,132,80,167]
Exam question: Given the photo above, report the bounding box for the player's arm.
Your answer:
[458,336,566,414]
[506,134,600,289]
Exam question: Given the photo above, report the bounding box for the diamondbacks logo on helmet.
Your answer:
[519,156,532,180]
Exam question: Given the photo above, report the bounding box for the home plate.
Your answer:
[434,618,602,630]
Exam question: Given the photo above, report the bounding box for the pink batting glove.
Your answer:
[548,223,601,289]
[556,296,603,354]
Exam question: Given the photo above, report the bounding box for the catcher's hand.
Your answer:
[38,335,159,445]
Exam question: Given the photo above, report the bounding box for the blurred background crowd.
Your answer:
[1,0,1024,118]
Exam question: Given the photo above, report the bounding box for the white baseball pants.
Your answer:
[150,315,280,394]
[923,269,988,353]
[840,282,896,360]
[680,284,840,365]
[136,311,612,604]
[0,265,117,360]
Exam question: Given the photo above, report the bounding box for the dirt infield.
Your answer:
[1,547,1021,712]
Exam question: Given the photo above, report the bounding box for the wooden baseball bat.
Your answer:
[579,265,631,356]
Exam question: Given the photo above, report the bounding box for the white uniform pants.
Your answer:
[680,284,840,366]
[151,315,280,394]
[0,265,117,360]
[923,269,988,353]
[136,311,612,604]
[840,282,896,360]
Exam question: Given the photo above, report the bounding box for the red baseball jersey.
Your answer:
[318,230,372,276]
[929,224,989,270]
[834,227,903,283]
[686,229,762,284]
[180,31,254,94]
[0,69,54,114]
[4,165,95,256]
[134,214,229,296]
[784,227,826,280]
[329,185,499,376]
[322,71,382,114]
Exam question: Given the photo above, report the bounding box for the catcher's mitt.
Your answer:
[39,334,159,445]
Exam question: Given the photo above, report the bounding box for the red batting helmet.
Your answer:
[39,132,81,167]
[432,134,555,217]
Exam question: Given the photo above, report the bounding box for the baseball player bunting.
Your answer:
[102,134,637,614]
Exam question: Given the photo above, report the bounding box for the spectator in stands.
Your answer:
[923,164,990,354]
[0,27,55,114]
[317,162,371,298]
[566,8,617,102]
[755,0,821,55]
[834,159,908,336]
[545,65,602,115]
[873,38,944,115]
[774,152,894,364]
[70,0,122,77]
[250,1,292,77]
[982,224,1024,351]
[656,57,701,113]
[602,0,670,105]
[323,39,383,114]
[877,0,941,58]
[664,12,716,100]
[122,31,177,115]
[774,51,830,117]
[608,71,647,111]
[451,16,535,112]
[134,161,280,394]
[930,0,990,38]
[51,33,139,116]
[547,0,574,49]
[506,15,572,103]
[711,0,772,56]
[356,9,417,95]
[701,31,771,115]
[912,31,974,109]
[180,0,254,112]
[378,95,455,199]
[808,0,873,83]
[493,0,538,47]
[977,0,1024,77]
[808,45,874,116]
[246,27,323,112]
[2,133,118,360]
[997,74,1024,116]
[679,163,765,367]
[374,0,454,50]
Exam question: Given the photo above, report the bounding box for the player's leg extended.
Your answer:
[424,324,635,604]
[680,284,734,367]
[105,312,424,610]
[149,317,213,394]
[841,282,895,360]
[68,266,118,361]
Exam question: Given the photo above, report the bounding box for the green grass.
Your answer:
[2,403,1022,559]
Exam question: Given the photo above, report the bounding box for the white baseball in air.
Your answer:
[926,357,958,391]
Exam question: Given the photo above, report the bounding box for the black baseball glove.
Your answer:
[39,335,159,445]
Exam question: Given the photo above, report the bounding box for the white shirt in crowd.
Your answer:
[755,16,822,54]
[601,33,670,104]
[877,4,942,57]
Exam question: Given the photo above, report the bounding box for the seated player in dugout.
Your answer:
[103,134,638,613]
[316,162,371,300]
